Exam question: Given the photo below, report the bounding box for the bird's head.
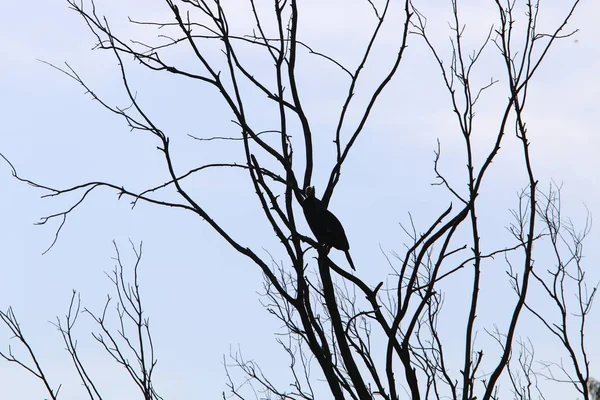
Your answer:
[304,186,316,198]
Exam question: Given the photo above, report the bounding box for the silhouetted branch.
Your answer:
[84,241,162,400]
[2,1,591,399]
[0,308,60,399]
[52,291,103,399]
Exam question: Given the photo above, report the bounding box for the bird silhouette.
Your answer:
[302,186,356,271]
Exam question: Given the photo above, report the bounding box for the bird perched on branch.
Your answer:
[302,186,356,271]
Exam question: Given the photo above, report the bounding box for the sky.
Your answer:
[1,0,599,399]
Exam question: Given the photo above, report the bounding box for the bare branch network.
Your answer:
[1,0,596,399]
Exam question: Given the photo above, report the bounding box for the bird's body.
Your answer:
[302,186,355,270]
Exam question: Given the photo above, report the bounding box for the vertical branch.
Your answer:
[53,291,103,399]
[85,241,161,400]
[284,0,314,191]
[483,0,572,396]
[271,0,305,274]
[297,274,347,399]
[318,250,370,399]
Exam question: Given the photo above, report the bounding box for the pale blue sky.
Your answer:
[1,1,599,399]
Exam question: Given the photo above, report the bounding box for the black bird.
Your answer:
[302,186,356,271]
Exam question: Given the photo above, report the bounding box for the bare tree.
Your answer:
[1,241,160,400]
[1,0,596,399]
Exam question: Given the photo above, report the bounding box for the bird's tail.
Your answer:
[345,250,356,271]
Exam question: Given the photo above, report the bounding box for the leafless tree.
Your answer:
[1,0,596,399]
[2,241,160,400]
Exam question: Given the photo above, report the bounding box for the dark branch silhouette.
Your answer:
[1,0,596,399]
